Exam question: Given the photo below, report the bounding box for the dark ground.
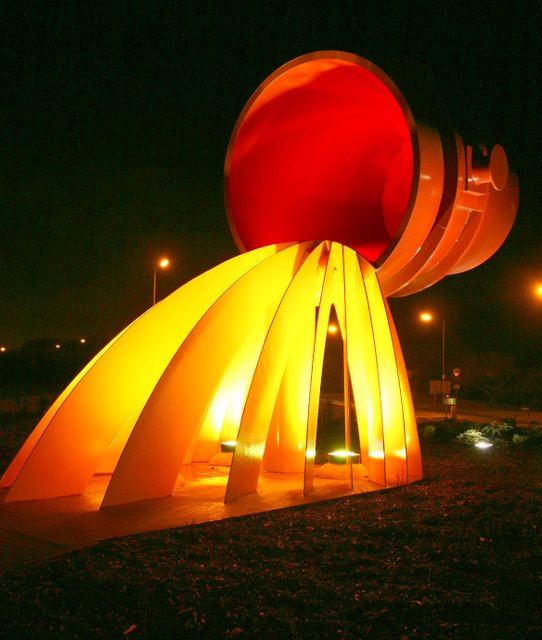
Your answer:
[0,415,541,639]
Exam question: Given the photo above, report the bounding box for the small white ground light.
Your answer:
[328,450,360,464]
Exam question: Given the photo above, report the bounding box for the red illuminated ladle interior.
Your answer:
[225,56,413,263]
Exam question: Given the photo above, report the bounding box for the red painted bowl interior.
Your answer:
[226,57,413,263]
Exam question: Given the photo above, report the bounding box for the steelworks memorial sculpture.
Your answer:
[1,52,518,511]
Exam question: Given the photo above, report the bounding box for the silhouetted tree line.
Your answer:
[409,350,542,410]
[1,337,541,411]
[0,338,101,398]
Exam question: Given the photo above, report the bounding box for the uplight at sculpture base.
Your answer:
[1,241,422,508]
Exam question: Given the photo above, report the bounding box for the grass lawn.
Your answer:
[0,415,541,639]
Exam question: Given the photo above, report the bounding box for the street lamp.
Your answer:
[419,311,446,398]
[153,258,170,306]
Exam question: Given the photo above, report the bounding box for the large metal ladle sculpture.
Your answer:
[1,52,518,509]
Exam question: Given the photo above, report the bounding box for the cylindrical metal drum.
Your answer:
[225,51,518,296]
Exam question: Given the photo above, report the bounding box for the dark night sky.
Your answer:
[1,1,541,368]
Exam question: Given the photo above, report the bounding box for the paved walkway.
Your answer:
[2,403,540,571]
[0,464,380,571]
[416,401,542,425]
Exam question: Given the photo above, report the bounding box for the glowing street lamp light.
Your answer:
[153,258,170,306]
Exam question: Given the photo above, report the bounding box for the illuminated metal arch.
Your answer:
[1,241,421,506]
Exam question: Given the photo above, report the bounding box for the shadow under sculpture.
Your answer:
[1,52,518,510]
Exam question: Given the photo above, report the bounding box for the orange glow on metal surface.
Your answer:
[1,245,282,500]
[2,51,518,514]
[2,242,423,506]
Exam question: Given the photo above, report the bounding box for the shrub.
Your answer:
[421,424,436,438]
[457,428,485,445]
[481,421,514,439]
[513,425,542,448]
[454,420,542,449]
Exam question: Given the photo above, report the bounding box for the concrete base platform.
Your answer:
[0,463,382,570]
